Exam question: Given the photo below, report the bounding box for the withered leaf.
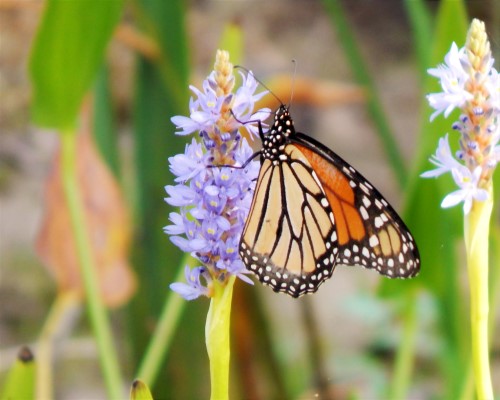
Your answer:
[37,111,136,308]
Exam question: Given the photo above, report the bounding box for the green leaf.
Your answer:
[127,1,212,399]
[93,65,119,176]
[0,347,36,400]
[29,0,124,130]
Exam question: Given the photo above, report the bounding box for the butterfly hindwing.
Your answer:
[293,133,420,278]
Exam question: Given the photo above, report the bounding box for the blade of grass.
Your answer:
[130,0,189,108]
[382,4,432,397]
[403,0,433,81]
[136,254,197,386]
[127,0,212,397]
[93,65,120,176]
[130,55,209,399]
[321,0,407,189]
[387,290,418,400]
[61,129,124,399]
[389,2,469,398]
[36,292,80,400]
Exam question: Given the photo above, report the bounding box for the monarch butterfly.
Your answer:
[239,103,420,298]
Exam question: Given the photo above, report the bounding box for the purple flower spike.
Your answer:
[422,27,499,214]
[165,51,264,300]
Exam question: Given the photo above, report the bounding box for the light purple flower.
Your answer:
[169,139,206,182]
[427,43,473,121]
[169,266,211,300]
[441,167,489,214]
[420,134,467,178]
[231,71,271,137]
[165,65,264,300]
[422,37,498,215]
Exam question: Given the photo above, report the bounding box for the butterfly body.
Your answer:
[240,105,420,298]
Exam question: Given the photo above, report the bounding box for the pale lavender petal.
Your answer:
[170,282,205,300]
[170,236,192,252]
[441,190,466,208]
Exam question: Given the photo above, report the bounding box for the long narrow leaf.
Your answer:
[93,65,120,176]
[127,0,213,398]
[384,2,470,398]
[403,0,433,81]
[30,0,124,130]
[321,0,408,189]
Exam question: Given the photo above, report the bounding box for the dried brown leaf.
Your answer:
[36,107,136,308]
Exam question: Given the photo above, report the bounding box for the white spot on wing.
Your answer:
[369,235,379,247]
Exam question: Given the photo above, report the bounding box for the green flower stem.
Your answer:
[36,291,80,400]
[205,276,236,400]
[60,129,123,399]
[136,255,196,386]
[464,190,494,400]
[389,289,418,400]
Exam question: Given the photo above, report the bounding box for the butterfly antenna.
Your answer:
[234,65,283,105]
[289,59,297,109]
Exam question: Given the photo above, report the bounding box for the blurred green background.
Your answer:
[0,0,499,399]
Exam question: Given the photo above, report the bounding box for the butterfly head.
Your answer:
[261,105,296,161]
[272,105,295,138]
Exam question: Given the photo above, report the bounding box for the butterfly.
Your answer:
[239,103,420,298]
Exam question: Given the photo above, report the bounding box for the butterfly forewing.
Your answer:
[240,146,339,297]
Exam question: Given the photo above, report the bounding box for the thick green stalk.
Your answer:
[60,130,123,399]
[464,191,494,400]
[205,276,236,400]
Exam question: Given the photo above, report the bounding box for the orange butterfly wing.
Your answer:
[294,137,420,278]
